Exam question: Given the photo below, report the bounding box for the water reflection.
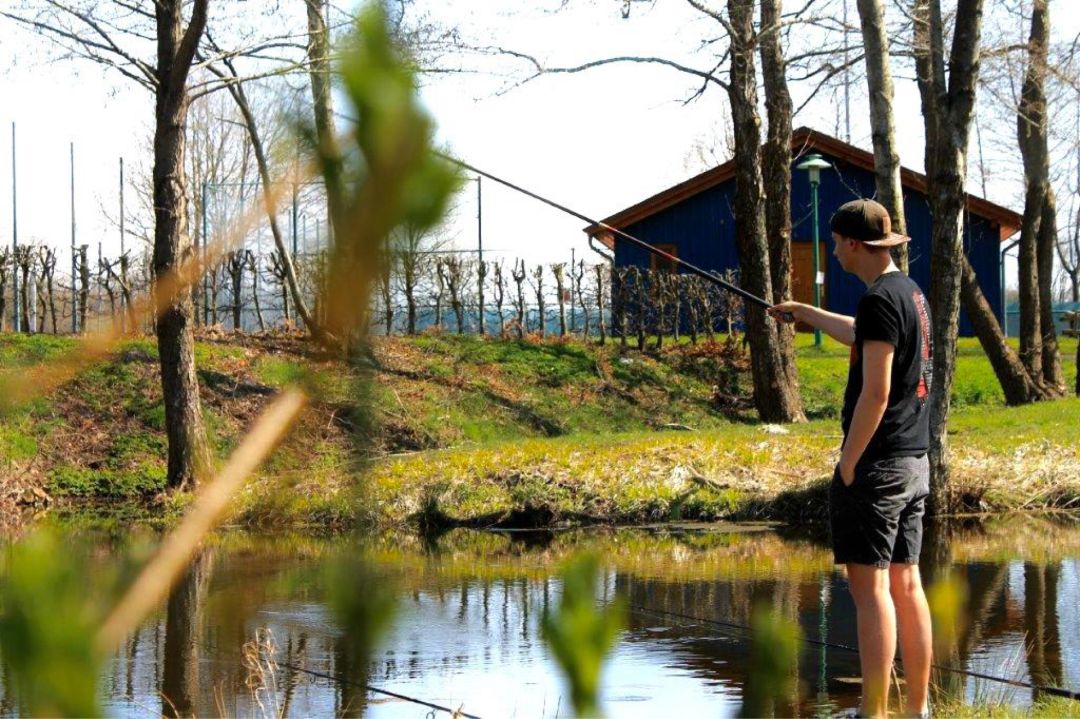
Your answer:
[2,516,1079,717]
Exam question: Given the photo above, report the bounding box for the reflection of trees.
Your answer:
[332,634,368,718]
[931,562,1010,702]
[161,550,215,717]
[614,574,807,714]
[1023,562,1063,699]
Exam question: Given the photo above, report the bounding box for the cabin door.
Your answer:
[790,240,827,333]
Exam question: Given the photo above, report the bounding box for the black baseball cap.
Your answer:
[830,199,910,247]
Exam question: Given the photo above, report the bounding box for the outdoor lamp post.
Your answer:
[795,152,832,347]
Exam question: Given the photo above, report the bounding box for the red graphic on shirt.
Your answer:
[913,291,933,400]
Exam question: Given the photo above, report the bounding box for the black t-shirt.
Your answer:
[841,271,933,460]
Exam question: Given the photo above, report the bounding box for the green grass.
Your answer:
[0,331,1076,525]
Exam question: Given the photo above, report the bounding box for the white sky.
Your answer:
[0,1,1077,290]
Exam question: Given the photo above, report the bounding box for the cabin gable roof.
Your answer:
[586,126,1021,249]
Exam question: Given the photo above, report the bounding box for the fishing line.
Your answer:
[624,602,1080,701]
[159,635,485,718]
[432,150,780,312]
[280,662,484,719]
[331,110,783,314]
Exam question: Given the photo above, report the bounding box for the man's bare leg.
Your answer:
[847,563,896,718]
[890,563,932,716]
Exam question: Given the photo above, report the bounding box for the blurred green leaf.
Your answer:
[738,603,802,718]
[0,531,105,717]
[541,552,625,717]
[302,2,461,349]
[326,556,397,692]
[928,571,967,659]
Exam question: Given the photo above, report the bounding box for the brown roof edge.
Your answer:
[585,126,1022,246]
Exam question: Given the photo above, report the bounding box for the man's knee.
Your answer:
[847,563,890,605]
[888,563,924,603]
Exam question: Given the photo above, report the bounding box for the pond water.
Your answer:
[4,515,1080,717]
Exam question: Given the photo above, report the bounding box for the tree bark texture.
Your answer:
[1017,0,1049,384]
[161,550,213,718]
[1038,187,1065,391]
[217,70,325,343]
[960,256,1046,404]
[855,0,908,271]
[913,0,984,515]
[758,0,801,395]
[305,0,342,244]
[154,0,212,490]
[727,0,805,424]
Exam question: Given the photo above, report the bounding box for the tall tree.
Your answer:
[759,0,801,392]
[304,0,342,246]
[912,0,985,513]
[858,0,1045,406]
[1015,0,1065,392]
[0,1,298,487]
[725,0,805,423]
[203,56,327,344]
[151,0,214,487]
[854,0,908,271]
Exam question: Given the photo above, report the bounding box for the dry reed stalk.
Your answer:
[94,388,307,654]
[0,160,315,412]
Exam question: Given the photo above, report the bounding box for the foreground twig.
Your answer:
[94,389,307,654]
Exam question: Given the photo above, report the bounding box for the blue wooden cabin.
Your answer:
[584,127,1021,336]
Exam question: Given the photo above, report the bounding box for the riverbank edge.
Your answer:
[226,405,1080,530]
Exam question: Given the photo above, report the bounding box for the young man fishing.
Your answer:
[768,199,933,719]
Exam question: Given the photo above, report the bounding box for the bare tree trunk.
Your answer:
[379,257,393,335]
[16,246,33,333]
[304,0,342,243]
[727,0,805,423]
[476,259,487,336]
[78,245,90,333]
[652,271,667,351]
[0,249,9,332]
[913,0,984,515]
[435,258,448,330]
[493,259,506,338]
[531,265,546,338]
[614,267,629,347]
[246,250,265,332]
[446,256,466,334]
[226,250,244,331]
[575,260,589,338]
[1017,2,1047,383]
[594,263,607,345]
[1038,190,1065,390]
[511,259,526,339]
[856,0,908,270]
[213,67,326,344]
[553,263,567,337]
[759,0,801,390]
[153,0,212,490]
[633,268,646,351]
[961,257,1046,404]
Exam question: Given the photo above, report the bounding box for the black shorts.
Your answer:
[829,454,930,568]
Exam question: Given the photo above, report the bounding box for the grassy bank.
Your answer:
[0,331,1077,528]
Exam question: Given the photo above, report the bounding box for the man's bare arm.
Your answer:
[768,301,856,346]
[837,339,893,484]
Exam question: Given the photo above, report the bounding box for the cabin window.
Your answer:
[650,243,679,273]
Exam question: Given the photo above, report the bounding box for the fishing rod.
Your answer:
[625,602,1080,701]
[332,110,788,320]
[432,150,791,318]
